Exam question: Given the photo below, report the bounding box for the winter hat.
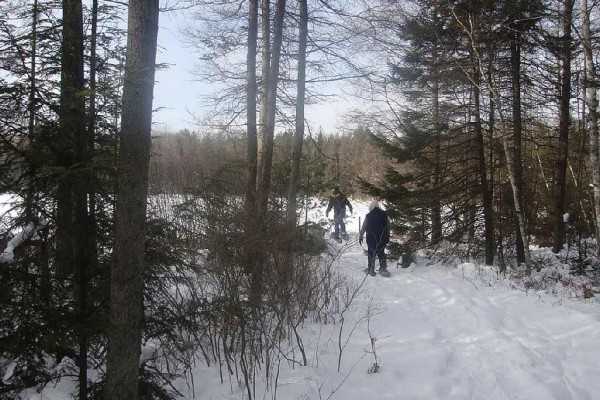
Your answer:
[369,200,379,211]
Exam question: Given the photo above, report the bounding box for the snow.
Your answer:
[0,220,48,263]
[185,267,600,399]
[5,198,600,399]
[174,201,600,400]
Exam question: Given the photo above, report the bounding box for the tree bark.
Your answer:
[552,0,574,253]
[257,0,286,217]
[286,0,308,225]
[246,0,258,215]
[59,1,90,397]
[88,0,99,266]
[244,0,259,275]
[510,10,526,265]
[431,39,442,245]
[257,0,271,180]
[580,0,600,256]
[502,134,532,271]
[105,1,159,399]
[26,0,38,223]
[474,67,495,265]
[56,0,86,278]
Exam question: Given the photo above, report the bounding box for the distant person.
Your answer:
[359,200,390,276]
[326,186,353,241]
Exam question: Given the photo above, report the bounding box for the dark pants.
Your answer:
[367,244,387,272]
[333,213,346,238]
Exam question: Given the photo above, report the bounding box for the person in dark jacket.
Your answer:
[359,200,390,276]
[326,186,353,240]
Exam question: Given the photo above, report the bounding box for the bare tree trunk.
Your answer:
[488,45,501,270]
[244,0,259,276]
[552,0,574,253]
[502,133,531,271]
[251,0,286,302]
[474,68,494,265]
[287,0,308,225]
[28,0,52,301]
[59,1,90,396]
[88,0,99,267]
[510,24,526,265]
[56,0,86,278]
[246,0,258,216]
[581,0,600,256]
[105,1,159,399]
[431,43,442,245]
[26,0,38,223]
[257,0,286,217]
[257,0,271,180]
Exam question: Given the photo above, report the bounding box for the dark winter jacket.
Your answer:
[359,207,390,249]
[326,194,353,217]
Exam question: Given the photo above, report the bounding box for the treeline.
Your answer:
[149,127,388,199]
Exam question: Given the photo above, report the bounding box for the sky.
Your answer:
[23,199,600,399]
[153,11,205,132]
[152,10,350,134]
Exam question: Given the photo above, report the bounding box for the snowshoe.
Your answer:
[340,232,349,241]
[329,232,342,243]
[378,268,391,278]
[363,268,376,276]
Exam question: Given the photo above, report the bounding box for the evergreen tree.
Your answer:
[361,0,466,260]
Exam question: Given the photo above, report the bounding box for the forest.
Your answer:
[0,0,599,399]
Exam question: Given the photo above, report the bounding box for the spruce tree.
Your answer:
[361,0,464,260]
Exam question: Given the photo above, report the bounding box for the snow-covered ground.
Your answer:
[6,198,600,399]
[186,201,600,400]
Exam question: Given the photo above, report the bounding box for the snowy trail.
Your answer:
[314,233,600,400]
[190,203,600,399]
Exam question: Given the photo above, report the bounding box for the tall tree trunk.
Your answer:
[56,0,86,278]
[251,0,286,302]
[88,0,99,267]
[488,44,500,269]
[59,1,89,397]
[581,0,600,256]
[77,4,100,395]
[29,0,52,301]
[474,67,495,265]
[257,0,286,217]
[510,15,526,265]
[502,133,532,271]
[26,0,38,223]
[287,0,308,225]
[431,42,443,245]
[552,0,574,253]
[246,0,258,218]
[244,0,259,276]
[257,0,271,180]
[105,1,159,399]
